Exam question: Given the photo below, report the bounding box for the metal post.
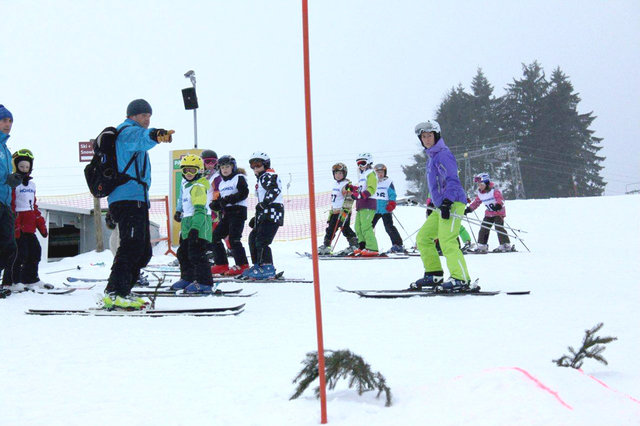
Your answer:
[184,70,198,148]
[193,109,198,148]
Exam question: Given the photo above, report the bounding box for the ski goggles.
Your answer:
[250,161,265,169]
[356,160,368,167]
[13,149,34,159]
[203,158,218,166]
[182,167,199,175]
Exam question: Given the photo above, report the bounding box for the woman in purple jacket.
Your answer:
[411,120,472,291]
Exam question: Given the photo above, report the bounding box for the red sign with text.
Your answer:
[79,141,93,162]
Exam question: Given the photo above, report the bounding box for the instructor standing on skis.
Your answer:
[103,99,174,310]
[0,105,22,296]
[412,120,471,291]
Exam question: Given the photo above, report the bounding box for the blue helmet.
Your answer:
[218,155,237,173]
[474,173,491,185]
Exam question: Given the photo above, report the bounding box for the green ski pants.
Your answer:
[416,201,470,282]
[355,208,378,251]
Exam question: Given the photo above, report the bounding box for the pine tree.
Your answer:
[499,61,551,198]
[436,84,474,152]
[553,323,617,369]
[290,349,392,407]
[544,68,605,196]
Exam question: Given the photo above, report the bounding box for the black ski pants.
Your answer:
[0,203,16,285]
[212,215,248,266]
[2,232,41,285]
[177,231,213,285]
[248,221,280,266]
[106,201,152,297]
[478,215,510,245]
[372,213,403,246]
[323,212,356,247]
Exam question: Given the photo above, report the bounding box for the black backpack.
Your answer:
[84,125,144,198]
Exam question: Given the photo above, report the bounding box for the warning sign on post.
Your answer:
[79,141,93,162]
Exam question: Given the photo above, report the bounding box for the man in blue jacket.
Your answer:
[412,120,471,291]
[0,105,23,295]
[103,99,174,310]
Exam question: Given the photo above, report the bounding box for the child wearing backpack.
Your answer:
[1,149,51,291]
[170,154,214,293]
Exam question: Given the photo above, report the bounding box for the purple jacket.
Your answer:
[425,138,467,207]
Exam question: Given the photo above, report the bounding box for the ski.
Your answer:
[13,287,77,295]
[131,288,256,298]
[26,304,246,317]
[296,251,409,260]
[337,285,529,298]
[464,246,518,255]
[234,271,312,283]
[67,276,162,283]
[144,266,180,273]
[62,282,97,290]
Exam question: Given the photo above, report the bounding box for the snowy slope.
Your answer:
[1,195,639,426]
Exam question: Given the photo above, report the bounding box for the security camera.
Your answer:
[184,70,195,78]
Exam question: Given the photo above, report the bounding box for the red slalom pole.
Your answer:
[301,0,328,423]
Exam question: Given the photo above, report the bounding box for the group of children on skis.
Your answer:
[170,149,284,294]
[319,155,404,257]
[1,98,513,305]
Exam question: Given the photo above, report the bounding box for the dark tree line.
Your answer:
[404,62,605,200]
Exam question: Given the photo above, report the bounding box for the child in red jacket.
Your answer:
[1,149,51,290]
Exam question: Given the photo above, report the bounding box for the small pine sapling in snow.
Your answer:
[290,349,392,407]
[553,322,618,369]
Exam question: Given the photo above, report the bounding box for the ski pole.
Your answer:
[504,219,531,252]
[426,205,529,234]
[392,212,416,248]
[46,265,81,274]
[426,206,522,242]
[330,205,354,253]
[464,214,478,245]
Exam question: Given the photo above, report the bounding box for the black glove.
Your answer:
[174,211,182,223]
[492,203,503,211]
[209,199,222,212]
[149,128,173,143]
[464,206,472,215]
[219,197,229,207]
[426,201,435,218]
[440,199,452,220]
[5,172,22,188]
[249,217,255,229]
[188,229,199,240]
[105,211,117,230]
[255,202,265,213]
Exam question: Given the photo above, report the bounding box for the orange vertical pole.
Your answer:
[164,195,176,256]
[301,1,328,423]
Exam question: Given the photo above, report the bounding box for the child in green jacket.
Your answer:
[171,154,214,293]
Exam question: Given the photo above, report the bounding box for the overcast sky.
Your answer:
[2,0,638,197]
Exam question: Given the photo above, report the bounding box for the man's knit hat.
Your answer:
[126,99,152,117]
[0,105,13,121]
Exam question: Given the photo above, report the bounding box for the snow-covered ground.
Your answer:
[1,195,639,425]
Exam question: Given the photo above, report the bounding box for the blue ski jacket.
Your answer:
[107,119,158,206]
[0,132,12,206]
